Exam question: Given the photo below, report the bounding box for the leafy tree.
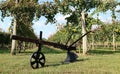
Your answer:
[53,0,119,55]
[90,21,120,49]
[49,0,119,54]
[0,0,58,55]
[0,0,39,54]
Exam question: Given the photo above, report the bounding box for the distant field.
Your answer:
[0,47,120,74]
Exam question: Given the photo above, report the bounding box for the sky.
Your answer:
[0,0,120,39]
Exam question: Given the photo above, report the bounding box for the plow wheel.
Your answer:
[30,52,45,69]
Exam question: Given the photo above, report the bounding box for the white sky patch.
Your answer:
[32,16,57,39]
[32,20,45,28]
[32,16,46,35]
[0,17,12,32]
[43,31,56,39]
[33,24,57,39]
[91,24,99,31]
[115,5,120,11]
[0,0,6,2]
[98,15,106,22]
[99,15,112,23]
[55,13,70,24]
[0,23,11,32]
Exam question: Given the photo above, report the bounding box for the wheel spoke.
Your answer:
[32,54,36,59]
[31,61,36,65]
[39,56,44,60]
[36,62,39,68]
[39,61,44,67]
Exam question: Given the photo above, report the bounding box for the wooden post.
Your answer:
[38,31,42,52]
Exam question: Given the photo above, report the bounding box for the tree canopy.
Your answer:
[0,0,120,55]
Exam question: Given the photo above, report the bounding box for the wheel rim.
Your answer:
[30,52,45,69]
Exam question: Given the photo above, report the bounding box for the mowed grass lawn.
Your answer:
[0,47,120,74]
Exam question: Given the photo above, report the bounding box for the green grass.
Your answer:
[0,47,120,74]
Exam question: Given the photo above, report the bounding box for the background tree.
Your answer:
[95,0,120,51]
[1,0,39,55]
[0,32,11,48]
[0,0,58,55]
[53,0,119,55]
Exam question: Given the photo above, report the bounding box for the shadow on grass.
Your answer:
[88,49,120,55]
[44,58,89,68]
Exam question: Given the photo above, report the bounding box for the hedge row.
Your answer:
[0,32,11,47]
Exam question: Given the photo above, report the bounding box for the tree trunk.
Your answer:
[107,38,110,48]
[112,32,116,51]
[11,0,18,55]
[81,10,87,55]
[91,33,94,50]
[11,17,17,55]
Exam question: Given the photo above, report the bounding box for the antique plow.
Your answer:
[12,30,92,69]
